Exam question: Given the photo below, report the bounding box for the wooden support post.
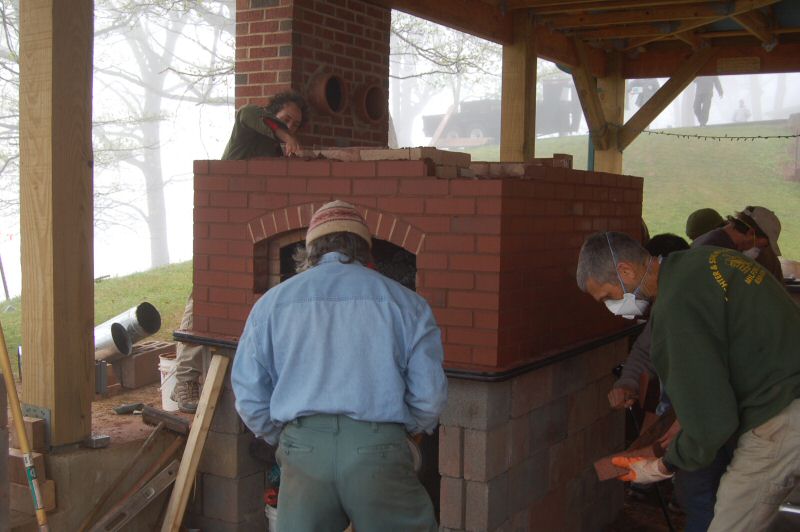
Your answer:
[500,12,537,162]
[594,53,625,174]
[571,37,610,151]
[618,47,714,151]
[19,0,94,446]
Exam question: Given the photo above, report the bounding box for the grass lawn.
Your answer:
[0,261,192,375]
[466,123,800,260]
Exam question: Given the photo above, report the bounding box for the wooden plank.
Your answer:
[513,0,716,14]
[20,0,94,446]
[368,0,512,45]
[624,0,780,50]
[577,18,718,40]
[732,10,777,48]
[618,47,714,150]
[593,52,624,173]
[160,354,229,532]
[533,23,607,77]
[9,480,56,514]
[500,12,537,162]
[570,37,610,151]
[540,2,741,29]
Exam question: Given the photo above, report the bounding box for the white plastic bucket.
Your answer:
[159,353,179,412]
[265,505,278,532]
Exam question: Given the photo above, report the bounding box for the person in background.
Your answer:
[732,100,751,123]
[170,91,310,413]
[222,90,309,159]
[693,76,723,126]
[685,208,724,242]
[577,231,800,532]
[232,201,446,532]
[692,205,783,281]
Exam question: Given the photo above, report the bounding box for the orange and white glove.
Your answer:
[611,456,673,484]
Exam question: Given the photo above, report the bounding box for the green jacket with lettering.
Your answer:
[221,105,283,160]
[652,246,800,470]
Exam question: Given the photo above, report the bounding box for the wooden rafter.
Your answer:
[618,47,715,150]
[674,30,705,49]
[624,0,781,50]
[534,22,607,76]
[540,3,733,29]
[576,18,717,40]
[732,9,777,49]
[510,0,708,13]
[570,37,610,150]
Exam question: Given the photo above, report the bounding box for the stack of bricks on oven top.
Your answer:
[295,146,574,178]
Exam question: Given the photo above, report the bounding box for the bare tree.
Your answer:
[0,0,19,220]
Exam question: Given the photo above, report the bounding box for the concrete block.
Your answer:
[198,430,264,479]
[496,509,530,532]
[440,378,511,431]
[211,389,247,434]
[566,381,605,435]
[359,147,411,161]
[10,417,47,453]
[435,165,458,179]
[507,449,549,515]
[8,448,46,484]
[9,480,56,514]
[551,354,590,399]
[549,432,585,489]
[438,425,463,478]
[508,415,530,468]
[186,509,267,532]
[465,472,508,532]
[118,341,174,388]
[202,470,265,523]
[529,398,568,454]
[510,365,553,418]
[463,422,510,482]
[439,476,465,529]
[527,485,568,532]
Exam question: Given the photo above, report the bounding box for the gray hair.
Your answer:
[293,231,373,272]
[576,232,649,291]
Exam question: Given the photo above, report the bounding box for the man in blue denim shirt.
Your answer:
[232,200,447,532]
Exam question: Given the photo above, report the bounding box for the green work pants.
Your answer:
[275,414,437,532]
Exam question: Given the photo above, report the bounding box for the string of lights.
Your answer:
[641,129,800,141]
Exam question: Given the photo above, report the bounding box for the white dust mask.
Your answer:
[742,247,760,259]
[604,233,651,320]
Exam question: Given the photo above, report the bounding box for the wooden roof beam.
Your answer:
[571,37,610,150]
[732,10,778,50]
[534,22,607,76]
[510,0,708,13]
[576,19,717,40]
[624,0,781,50]
[618,47,715,150]
[369,0,513,45]
[540,3,733,30]
[675,30,705,50]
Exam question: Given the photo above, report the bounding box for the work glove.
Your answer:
[611,456,673,484]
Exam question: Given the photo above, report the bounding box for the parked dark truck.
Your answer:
[422,78,582,142]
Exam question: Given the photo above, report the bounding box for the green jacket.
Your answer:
[221,105,283,160]
[652,246,800,470]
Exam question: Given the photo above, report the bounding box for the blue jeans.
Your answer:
[675,439,736,532]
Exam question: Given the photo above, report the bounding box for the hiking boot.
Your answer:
[171,381,200,413]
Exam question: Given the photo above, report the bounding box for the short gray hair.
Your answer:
[576,232,649,291]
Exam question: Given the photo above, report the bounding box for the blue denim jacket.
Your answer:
[232,251,447,445]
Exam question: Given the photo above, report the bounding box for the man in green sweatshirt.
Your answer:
[576,231,800,532]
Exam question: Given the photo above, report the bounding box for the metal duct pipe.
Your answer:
[94,302,162,361]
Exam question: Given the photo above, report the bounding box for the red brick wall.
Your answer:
[192,158,643,372]
[235,0,389,147]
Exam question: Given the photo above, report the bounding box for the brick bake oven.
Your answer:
[177,1,644,530]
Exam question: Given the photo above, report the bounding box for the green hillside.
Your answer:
[467,123,800,260]
[0,261,192,375]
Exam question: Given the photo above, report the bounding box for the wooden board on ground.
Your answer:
[594,408,676,481]
[10,416,47,452]
[160,354,229,532]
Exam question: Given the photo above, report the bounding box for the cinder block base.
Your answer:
[438,336,629,531]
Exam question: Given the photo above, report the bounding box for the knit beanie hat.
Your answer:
[685,208,724,240]
[306,200,372,247]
